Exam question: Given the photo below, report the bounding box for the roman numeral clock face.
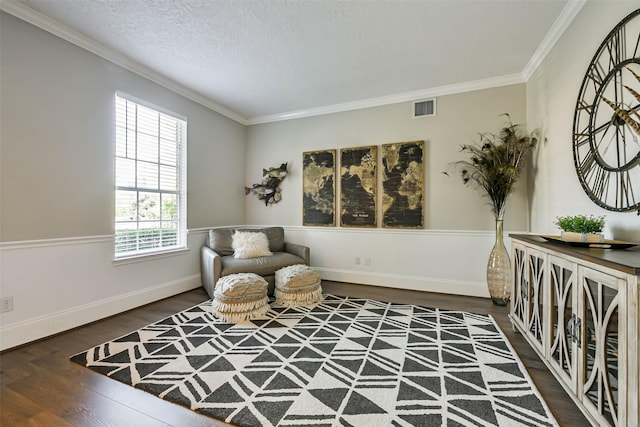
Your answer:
[573,9,640,212]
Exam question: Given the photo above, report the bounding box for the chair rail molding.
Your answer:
[0,231,204,351]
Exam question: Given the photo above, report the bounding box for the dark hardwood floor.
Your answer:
[1,281,589,426]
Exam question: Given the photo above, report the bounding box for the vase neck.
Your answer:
[495,219,505,245]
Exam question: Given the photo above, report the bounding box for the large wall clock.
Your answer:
[572,8,640,212]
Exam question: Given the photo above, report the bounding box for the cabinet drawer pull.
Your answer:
[567,314,575,342]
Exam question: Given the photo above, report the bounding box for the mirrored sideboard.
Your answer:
[509,234,639,427]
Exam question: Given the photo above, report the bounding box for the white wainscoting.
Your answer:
[283,226,511,298]
[0,226,513,351]
[0,230,209,351]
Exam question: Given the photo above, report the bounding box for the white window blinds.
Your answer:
[114,94,187,258]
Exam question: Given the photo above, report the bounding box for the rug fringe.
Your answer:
[275,286,323,306]
[212,296,268,312]
[212,296,270,323]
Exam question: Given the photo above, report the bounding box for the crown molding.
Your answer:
[2,0,582,127]
[522,0,586,80]
[247,73,525,125]
[0,1,249,125]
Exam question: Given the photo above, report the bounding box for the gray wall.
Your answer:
[0,12,246,350]
[243,84,529,301]
[246,84,529,231]
[526,1,640,242]
[0,12,246,242]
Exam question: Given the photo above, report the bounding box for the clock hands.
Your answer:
[601,97,640,134]
[601,68,640,134]
[624,87,640,123]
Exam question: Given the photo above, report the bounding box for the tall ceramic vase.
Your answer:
[487,219,511,306]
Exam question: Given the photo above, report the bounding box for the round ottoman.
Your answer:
[212,273,269,323]
[275,264,322,306]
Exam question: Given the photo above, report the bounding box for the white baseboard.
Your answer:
[0,226,497,351]
[317,267,490,298]
[0,274,201,351]
[0,268,490,351]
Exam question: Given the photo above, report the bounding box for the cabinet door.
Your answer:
[579,267,625,427]
[548,255,578,391]
[526,248,546,354]
[511,242,528,330]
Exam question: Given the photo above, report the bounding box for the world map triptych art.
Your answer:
[303,141,424,228]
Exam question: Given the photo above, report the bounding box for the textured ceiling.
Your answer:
[9,0,573,122]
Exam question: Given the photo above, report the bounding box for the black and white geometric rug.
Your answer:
[71,295,558,427]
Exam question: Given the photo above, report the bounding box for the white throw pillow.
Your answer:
[232,231,273,259]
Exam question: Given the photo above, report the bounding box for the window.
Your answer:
[114,94,187,258]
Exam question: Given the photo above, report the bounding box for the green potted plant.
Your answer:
[554,214,606,243]
[446,114,538,305]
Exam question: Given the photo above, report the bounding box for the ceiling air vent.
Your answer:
[413,98,436,118]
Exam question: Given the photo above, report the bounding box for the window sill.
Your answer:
[113,246,190,265]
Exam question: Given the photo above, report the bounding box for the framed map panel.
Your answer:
[340,146,377,227]
[302,150,336,226]
[381,140,424,228]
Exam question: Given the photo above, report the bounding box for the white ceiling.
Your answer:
[4,0,583,124]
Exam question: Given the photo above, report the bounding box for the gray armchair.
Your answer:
[201,226,310,298]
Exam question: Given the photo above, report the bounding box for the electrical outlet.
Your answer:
[364,257,371,266]
[1,296,13,313]
[355,256,361,265]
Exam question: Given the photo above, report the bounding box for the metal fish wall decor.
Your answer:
[245,163,288,206]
